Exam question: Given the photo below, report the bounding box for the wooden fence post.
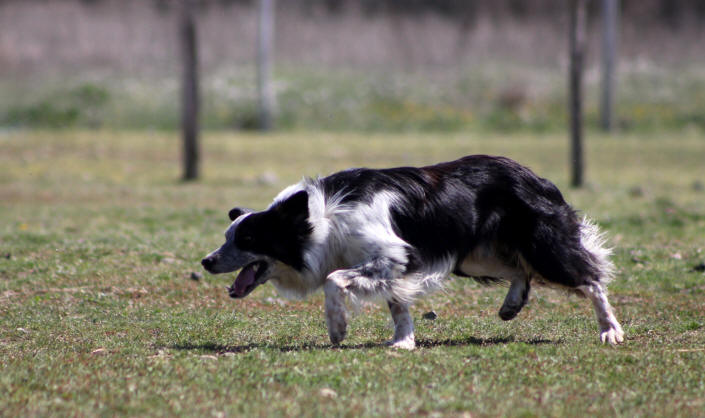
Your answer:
[257,0,275,131]
[569,0,587,188]
[600,0,619,132]
[180,0,199,181]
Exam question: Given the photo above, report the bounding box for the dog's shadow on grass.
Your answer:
[169,336,559,354]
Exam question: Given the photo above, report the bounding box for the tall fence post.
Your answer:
[180,0,199,181]
[569,0,587,188]
[600,0,619,132]
[257,0,275,131]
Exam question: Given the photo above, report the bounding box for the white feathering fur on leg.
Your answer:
[579,218,624,344]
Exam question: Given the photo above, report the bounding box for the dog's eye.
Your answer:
[241,235,253,243]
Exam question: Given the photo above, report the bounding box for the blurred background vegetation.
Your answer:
[1,0,704,133]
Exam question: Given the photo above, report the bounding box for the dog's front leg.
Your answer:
[324,280,347,346]
[387,300,416,350]
[327,256,411,348]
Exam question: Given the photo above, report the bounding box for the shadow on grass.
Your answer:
[416,335,559,348]
[169,336,560,354]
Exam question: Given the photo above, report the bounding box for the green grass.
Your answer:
[1,130,704,416]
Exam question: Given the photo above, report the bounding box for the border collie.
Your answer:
[202,155,624,349]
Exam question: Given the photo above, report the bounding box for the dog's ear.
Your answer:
[228,207,252,221]
[276,190,309,223]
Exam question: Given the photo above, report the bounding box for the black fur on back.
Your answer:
[321,155,600,288]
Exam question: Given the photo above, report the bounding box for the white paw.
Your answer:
[387,336,416,350]
[600,326,625,345]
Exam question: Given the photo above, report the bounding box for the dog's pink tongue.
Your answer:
[233,265,256,297]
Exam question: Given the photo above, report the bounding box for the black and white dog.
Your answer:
[202,155,624,349]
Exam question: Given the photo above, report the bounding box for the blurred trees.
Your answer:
[140,0,705,25]
[4,0,704,134]
[206,0,705,25]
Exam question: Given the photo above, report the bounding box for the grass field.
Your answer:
[1,130,704,416]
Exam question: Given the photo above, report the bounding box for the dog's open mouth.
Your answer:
[228,260,269,298]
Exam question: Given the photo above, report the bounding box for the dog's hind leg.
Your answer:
[514,216,624,343]
[324,280,348,345]
[498,275,531,321]
[579,282,624,345]
[386,300,416,350]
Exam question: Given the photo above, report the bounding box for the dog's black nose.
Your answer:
[201,257,214,271]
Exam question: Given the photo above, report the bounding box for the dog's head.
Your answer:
[201,190,312,298]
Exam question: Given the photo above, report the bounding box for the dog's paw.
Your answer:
[498,304,521,321]
[387,337,416,350]
[326,308,348,346]
[328,327,347,346]
[599,325,625,345]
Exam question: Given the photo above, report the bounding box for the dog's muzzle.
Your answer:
[201,251,270,298]
[201,255,219,273]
